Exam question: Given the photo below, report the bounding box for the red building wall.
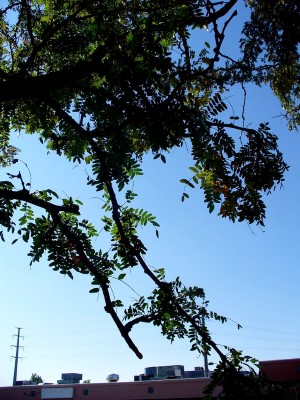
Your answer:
[260,358,300,383]
[0,378,221,400]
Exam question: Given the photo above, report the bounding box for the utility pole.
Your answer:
[12,327,23,386]
[201,315,209,377]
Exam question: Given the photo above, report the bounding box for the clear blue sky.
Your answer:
[1,3,300,386]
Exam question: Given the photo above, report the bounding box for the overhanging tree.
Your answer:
[0,0,299,397]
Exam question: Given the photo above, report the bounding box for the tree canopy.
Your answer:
[0,0,299,397]
[30,373,43,385]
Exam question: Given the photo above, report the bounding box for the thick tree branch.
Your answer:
[0,188,80,215]
[204,2,238,72]
[203,0,238,25]
[125,315,156,332]
[0,44,108,101]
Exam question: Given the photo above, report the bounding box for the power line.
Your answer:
[11,327,23,386]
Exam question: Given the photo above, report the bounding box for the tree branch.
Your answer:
[21,0,35,47]
[183,121,256,137]
[0,43,108,101]
[50,211,143,359]
[0,188,80,215]
[103,175,232,366]
[20,1,91,73]
[208,121,256,135]
[203,0,238,25]
[125,315,156,332]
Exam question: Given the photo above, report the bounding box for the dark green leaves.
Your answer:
[206,93,227,117]
[89,288,99,293]
[180,178,195,188]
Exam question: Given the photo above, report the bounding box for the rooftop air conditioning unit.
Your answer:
[106,374,119,382]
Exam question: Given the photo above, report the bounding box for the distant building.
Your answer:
[185,367,205,379]
[134,365,205,381]
[57,373,82,384]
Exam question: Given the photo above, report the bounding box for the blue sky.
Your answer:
[1,2,300,386]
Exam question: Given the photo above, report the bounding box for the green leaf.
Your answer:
[181,192,189,202]
[41,15,51,23]
[66,271,73,279]
[126,31,133,43]
[89,288,99,293]
[180,178,189,185]
[187,181,195,188]
[189,166,200,174]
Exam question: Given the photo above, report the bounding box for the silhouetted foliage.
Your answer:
[1,1,299,398]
